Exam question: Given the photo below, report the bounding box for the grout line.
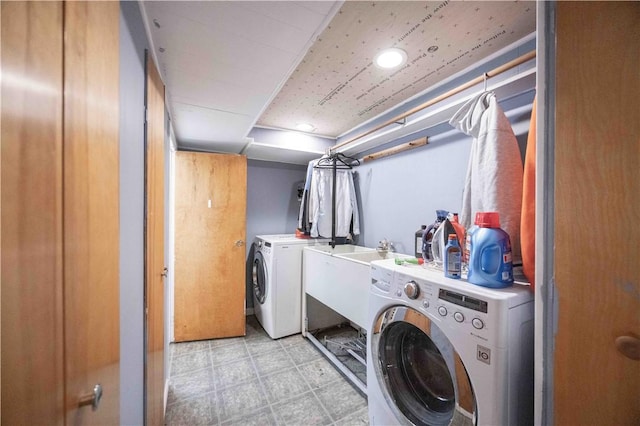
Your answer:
[207,341,222,426]
[167,319,368,426]
[282,339,336,424]
[244,335,280,425]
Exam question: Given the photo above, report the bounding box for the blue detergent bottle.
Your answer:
[467,212,514,288]
[444,234,461,279]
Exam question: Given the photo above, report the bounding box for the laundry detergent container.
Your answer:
[467,212,514,288]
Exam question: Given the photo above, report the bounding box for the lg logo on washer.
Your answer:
[477,345,492,365]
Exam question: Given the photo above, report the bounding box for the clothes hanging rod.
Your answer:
[361,137,428,163]
[332,50,536,153]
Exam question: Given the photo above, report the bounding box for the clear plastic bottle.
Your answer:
[422,210,448,262]
[415,225,426,258]
[444,234,461,279]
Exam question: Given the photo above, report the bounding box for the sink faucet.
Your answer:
[377,238,394,253]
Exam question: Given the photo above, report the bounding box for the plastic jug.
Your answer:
[450,213,466,252]
[464,215,480,265]
[422,210,448,261]
[467,212,514,288]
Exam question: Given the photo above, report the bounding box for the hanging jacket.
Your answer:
[308,167,360,239]
[450,92,523,262]
[297,159,318,234]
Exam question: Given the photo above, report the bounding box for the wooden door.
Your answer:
[145,53,166,425]
[1,2,65,423]
[63,2,120,424]
[553,2,639,424]
[174,152,247,341]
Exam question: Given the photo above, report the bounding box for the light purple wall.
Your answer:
[245,160,307,308]
[119,2,148,423]
[351,92,534,256]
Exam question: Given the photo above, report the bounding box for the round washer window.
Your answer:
[380,321,455,426]
[252,252,266,304]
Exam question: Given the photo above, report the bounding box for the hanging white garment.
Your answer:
[308,167,360,239]
[298,159,318,232]
[450,92,523,261]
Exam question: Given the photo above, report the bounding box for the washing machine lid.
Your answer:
[256,234,331,245]
[371,305,476,426]
[252,250,267,304]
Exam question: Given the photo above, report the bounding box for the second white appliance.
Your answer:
[252,234,329,339]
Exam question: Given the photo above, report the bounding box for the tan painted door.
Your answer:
[1,2,65,422]
[63,2,121,423]
[174,152,247,341]
[145,53,166,425]
[553,3,640,424]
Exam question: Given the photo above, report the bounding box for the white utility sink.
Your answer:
[309,244,374,255]
[302,245,411,329]
[335,250,412,265]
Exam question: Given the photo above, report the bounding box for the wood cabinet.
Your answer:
[1,2,120,423]
[174,152,247,342]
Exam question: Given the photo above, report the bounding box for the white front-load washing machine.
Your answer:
[252,234,329,339]
[367,259,534,426]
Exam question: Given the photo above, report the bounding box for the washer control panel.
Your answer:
[393,271,490,338]
[256,240,271,255]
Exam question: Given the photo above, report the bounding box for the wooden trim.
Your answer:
[362,137,427,162]
[332,50,536,152]
[145,53,166,426]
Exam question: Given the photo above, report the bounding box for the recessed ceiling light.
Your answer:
[296,123,315,132]
[375,48,408,69]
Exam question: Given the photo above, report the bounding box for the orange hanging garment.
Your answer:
[521,96,537,289]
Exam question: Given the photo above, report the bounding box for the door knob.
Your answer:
[235,240,245,247]
[78,383,103,410]
[615,335,640,360]
[161,267,168,277]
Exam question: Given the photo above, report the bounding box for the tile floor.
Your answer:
[165,315,369,425]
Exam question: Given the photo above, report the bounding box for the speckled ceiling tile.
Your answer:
[257,1,535,137]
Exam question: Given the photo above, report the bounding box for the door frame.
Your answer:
[535,2,556,424]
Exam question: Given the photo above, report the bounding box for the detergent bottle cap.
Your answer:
[475,212,501,228]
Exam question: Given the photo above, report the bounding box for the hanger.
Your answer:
[314,152,360,169]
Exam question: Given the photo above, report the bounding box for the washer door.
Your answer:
[371,306,476,426]
[252,250,267,304]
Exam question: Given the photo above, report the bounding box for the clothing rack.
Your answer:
[332,49,536,153]
[314,153,360,247]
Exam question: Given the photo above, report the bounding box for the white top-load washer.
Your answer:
[367,259,534,426]
[252,234,330,339]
